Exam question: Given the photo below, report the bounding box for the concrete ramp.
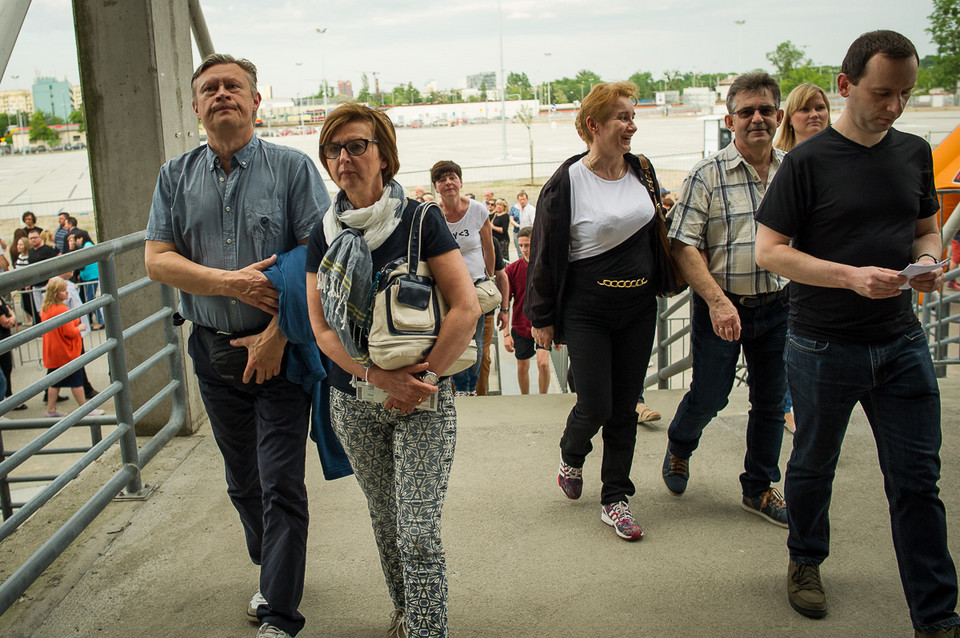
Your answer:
[2,385,959,637]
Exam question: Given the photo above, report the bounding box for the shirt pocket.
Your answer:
[243,198,283,254]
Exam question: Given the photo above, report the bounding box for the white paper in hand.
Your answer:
[898,259,948,290]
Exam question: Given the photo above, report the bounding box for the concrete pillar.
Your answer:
[72,0,204,435]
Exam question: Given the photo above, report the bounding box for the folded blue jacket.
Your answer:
[265,246,352,481]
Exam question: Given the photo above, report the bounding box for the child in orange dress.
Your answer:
[40,277,104,417]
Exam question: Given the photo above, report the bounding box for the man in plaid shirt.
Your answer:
[661,71,790,528]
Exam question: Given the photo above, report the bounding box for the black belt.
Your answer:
[724,289,787,308]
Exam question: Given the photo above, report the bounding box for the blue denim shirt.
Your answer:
[146,135,330,332]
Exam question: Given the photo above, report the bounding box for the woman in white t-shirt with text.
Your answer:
[433,160,496,396]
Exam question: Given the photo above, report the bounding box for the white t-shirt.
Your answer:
[518,203,536,229]
[568,158,655,261]
[445,198,488,280]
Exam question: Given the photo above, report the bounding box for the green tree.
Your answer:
[358,73,371,102]
[927,0,960,89]
[479,81,487,101]
[628,71,653,99]
[29,111,60,145]
[767,41,807,76]
[551,69,602,103]
[661,69,684,91]
[506,71,533,99]
[69,108,86,132]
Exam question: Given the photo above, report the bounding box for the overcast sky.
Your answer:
[0,0,940,100]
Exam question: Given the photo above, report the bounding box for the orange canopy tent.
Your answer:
[934,124,960,228]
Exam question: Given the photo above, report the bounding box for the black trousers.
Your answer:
[560,287,658,505]
[188,329,311,636]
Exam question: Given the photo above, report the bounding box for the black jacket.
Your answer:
[523,152,666,343]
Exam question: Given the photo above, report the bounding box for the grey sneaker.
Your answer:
[661,449,689,495]
[257,624,292,638]
[741,487,789,528]
[387,609,407,638]
[247,590,266,622]
[787,560,827,618]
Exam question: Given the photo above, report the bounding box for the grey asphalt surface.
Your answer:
[2,381,959,637]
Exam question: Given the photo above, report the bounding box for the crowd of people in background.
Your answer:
[1,209,101,410]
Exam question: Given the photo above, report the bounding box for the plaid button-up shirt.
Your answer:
[667,142,786,297]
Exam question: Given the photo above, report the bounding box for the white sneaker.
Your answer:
[257,623,291,638]
[387,609,407,638]
[247,590,266,622]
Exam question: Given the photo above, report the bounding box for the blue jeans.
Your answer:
[452,315,484,392]
[79,281,103,326]
[667,293,788,497]
[785,327,959,631]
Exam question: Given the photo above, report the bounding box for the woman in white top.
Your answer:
[432,160,496,395]
[527,82,668,541]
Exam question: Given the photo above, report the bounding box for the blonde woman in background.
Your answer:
[774,83,831,152]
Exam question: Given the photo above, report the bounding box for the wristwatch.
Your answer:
[419,370,440,386]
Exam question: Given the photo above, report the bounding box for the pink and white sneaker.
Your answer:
[601,501,644,541]
[558,460,583,500]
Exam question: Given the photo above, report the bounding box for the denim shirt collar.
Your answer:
[204,133,260,172]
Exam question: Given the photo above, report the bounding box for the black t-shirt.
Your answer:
[27,245,56,263]
[305,198,460,393]
[756,127,937,343]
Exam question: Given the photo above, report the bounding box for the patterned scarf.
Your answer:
[317,180,406,366]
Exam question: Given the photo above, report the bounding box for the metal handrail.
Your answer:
[0,231,187,614]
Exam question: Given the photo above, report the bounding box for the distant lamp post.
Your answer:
[498,0,507,160]
[316,28,330,122]
[296,62,304,134]
[734,20,746,72]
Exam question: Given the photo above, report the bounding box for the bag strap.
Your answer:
[408,201,436,272]
[635,153,665,221]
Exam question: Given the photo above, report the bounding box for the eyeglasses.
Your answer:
[319,138,378,160]
[732,105,778,119]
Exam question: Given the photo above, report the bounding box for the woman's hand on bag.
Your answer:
[370,362,438,415]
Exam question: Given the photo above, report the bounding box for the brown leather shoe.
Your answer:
[788,560,826,618]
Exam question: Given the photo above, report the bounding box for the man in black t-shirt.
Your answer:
[756,31,959,635]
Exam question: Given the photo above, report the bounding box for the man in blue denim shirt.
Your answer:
[757,31,959,637]
[145,54,330,638]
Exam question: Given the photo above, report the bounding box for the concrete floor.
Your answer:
[1,379,959,637]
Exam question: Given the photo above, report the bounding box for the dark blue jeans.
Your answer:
[452,315,484,392]
[667,293,788,497]
[189,329,311,636]
[785,326,959,632]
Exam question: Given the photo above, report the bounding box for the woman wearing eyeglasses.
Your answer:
[305,103,479,638]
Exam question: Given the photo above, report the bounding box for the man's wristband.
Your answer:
[499,307,508,312]
[916,253,938,263]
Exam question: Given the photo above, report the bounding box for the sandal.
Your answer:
[784,411,796,434]
[636,402,662,424]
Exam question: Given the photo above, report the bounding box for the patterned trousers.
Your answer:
[330,381,457,638]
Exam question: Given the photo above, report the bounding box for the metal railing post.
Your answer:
[159,283,188,415]
[656,297,669,389]
[97,258,142,495]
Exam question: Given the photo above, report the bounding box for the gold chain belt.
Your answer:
[596,278,649,288]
